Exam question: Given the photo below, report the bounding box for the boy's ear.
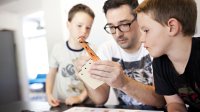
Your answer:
[167,18,182,36]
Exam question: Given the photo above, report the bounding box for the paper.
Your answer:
[78,59,104,89]
[64,107,164,112]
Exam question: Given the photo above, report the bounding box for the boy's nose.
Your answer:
[81,28,87,36]
[140,34,146,43]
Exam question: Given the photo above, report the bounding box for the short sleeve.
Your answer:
[49,45,59,68]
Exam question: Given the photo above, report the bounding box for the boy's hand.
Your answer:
[47,94,60,107]
[65,96,83,105]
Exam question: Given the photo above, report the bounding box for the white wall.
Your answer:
[195,0,200,36]
[42,0,64,55]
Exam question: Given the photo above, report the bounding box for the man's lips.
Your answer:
[118,39,127,44]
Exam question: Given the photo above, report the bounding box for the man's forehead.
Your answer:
[106,19,130,26]
[106,14,133,25]
[105,5,133,24]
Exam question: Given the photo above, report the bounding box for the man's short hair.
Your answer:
[135,0,197,36]
[103,0,138,15]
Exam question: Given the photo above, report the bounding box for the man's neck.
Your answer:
[123,42,141,54]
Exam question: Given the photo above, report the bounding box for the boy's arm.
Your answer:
[65,89,87,105]
[46,68,60,107]
[165,95,187,112]
[78,89,87,102]
[46,68,57,97]
[65,84,109,105]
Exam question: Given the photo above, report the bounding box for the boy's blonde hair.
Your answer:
[135,0,197,36]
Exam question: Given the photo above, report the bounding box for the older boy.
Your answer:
[136,0,199,111]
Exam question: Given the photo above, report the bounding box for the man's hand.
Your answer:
[73,56,90,78]
[47,94,60,107]
[89,60,129,89]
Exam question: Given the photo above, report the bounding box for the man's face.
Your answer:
[105,5,140,51]
[137,12,171,57]
[67,12,94,41]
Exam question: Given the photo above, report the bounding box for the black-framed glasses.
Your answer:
[104,14,137,34]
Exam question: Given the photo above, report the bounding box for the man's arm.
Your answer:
[165,95,187,112]
[120,75,165,107]
[85,83,110,105]
[89,60,165,107]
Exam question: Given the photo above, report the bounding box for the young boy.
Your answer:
[136,0,199,111]
[46,4,95,107]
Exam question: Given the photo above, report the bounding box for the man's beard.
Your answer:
[118,38,137,50]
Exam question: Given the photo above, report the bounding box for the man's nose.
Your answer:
[115,28,123,37]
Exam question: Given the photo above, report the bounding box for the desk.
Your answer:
[0,101,50,112]
[0,101,165,112]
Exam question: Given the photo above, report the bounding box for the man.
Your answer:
[76,0,165,109]
[136,0,199,111]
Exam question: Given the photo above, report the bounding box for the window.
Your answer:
[23,11,49,79]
